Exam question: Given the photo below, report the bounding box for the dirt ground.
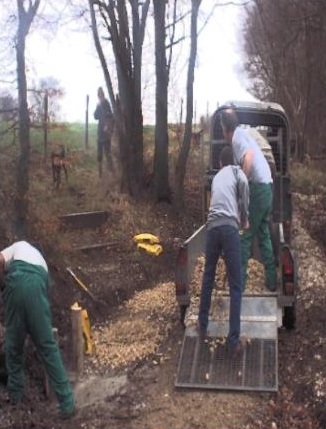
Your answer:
[1,161,326,428]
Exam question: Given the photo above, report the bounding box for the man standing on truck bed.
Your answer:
[198,146,249,356]
[221,108,277,292]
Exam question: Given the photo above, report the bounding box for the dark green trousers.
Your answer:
[241,183,277,290]
[3,261,75,414]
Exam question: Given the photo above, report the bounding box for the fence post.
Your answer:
[71,303,84,378]
[85,94,89,150]
[43,90,48,158]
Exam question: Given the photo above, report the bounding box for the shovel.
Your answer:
[66,267,108,312]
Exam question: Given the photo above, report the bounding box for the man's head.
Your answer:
[220,108,239,143]
[97,87,105,101]
[220,145,234,168]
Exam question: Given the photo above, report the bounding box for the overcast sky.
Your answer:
[25,1,254,124]
[195,2,254,119]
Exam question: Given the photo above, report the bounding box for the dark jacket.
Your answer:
[94,99,114,142]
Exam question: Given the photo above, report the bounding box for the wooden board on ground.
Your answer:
[74,241,118,252]
[59,211,109,229]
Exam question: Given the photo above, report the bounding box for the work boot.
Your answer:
[59,403,76,420]
[60,407,76,420]
[196,321,209,341]
[266,282,277,292]
[228,338,246,359]
[265,274,279,292]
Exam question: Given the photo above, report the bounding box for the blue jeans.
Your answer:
[198,225,242,349]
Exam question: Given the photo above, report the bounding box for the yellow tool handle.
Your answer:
[66,267,97,301]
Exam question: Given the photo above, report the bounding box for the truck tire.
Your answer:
[283,304,296,330]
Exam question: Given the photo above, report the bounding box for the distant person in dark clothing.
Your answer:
[94,87,114,177]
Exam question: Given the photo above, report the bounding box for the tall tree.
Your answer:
[153,0,171,202]
[15,0,41,237]
[242,0,326,160]
[174,0,201,210]
[88,0,150,195]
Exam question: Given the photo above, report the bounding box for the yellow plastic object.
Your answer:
[137,242,163,256]
[133,233,160,245]
[81,309,93,355]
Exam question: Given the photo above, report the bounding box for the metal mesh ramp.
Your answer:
[175,296,278,392]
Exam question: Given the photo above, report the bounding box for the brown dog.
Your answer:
[51,143,68,189]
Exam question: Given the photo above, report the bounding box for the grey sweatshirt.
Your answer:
[207,165,249,230]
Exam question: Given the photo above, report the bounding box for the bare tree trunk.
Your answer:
[85,94,89,150]
[174,0,201,211]
[43,90,48,158]
[88,0,115,111]
[15,0,41,237]
[89,0,149,196]
[153,0,171,202]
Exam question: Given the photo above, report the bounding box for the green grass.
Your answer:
[0,121,98,158]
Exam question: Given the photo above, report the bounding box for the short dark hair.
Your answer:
[220,108,239,133]
[220,146,234,167]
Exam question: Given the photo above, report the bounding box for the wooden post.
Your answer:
[85,94,89,150]
[70,303,84,377]
[43,90,48,158]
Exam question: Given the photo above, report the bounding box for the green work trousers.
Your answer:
[241,183,277,291]
[3,261,75,415]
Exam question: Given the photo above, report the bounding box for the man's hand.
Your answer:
[242,220,250,231]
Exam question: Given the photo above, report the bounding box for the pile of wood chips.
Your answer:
[185,255,265,327]
[89,257,266,367]
[91,282,176,369]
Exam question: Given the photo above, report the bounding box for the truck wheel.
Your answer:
[283,305,296,330]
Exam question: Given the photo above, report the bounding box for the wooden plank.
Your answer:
[59,211,109,229]
[74,241,118,252]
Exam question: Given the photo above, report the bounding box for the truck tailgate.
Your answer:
[175,296,278,392]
